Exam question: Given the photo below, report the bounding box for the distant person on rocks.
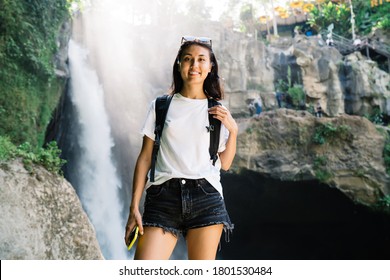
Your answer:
[353,37,362,49]
[315,102,323,118]
[285,94,293,109]
[248,100,256,116]
[326,23,334,46]
[326,34,334,46]
[293,26,300,37]
[299,100,306,110]
[276,92,283,108]
[254,97,262,116]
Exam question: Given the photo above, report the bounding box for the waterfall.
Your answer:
[62,0,226,260]
[52,1,390,261]
[68,40,127,259]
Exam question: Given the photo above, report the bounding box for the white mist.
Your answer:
[68,0,223,260]
[68,40,127,259]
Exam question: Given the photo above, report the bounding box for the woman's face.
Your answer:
[179,44,212,86]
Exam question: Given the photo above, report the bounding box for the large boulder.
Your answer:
[234,109,390,205]
[218,32,275,93]
[342,52,390,116]
[291,35,345,116]
[0,159,103,259]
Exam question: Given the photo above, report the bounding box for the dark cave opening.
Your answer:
[218,170,390,260]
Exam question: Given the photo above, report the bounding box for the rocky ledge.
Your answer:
[234,109,390,206]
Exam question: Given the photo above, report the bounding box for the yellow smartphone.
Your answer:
[127,226,139,251]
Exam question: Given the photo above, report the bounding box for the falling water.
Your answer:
[68,40,127,259]
[64,0,231,260]
[55,0,390,261]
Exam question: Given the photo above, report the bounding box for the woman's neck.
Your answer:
[180,84,207,99]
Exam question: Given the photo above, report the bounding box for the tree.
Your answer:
[253,0,279,37]
[240,2,256,36]
[308,1,352,38]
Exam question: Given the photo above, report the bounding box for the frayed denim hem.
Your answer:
[186,221,234,252]
[143,223,180,239]
[187,221,234,242]
[223,222,234,243]
[143,221,234,244]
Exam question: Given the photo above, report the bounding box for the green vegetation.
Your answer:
[308,0,390,38]
[312,122,352,145]
[308,1,351,38]
[384,133,390,176]
[0,0,71,147]
[374,195,390,215]
[287,85,305,108]
[0,136,17,161]
[275,79,289,93]
[0,136,66,174]
[0,0,72,77]
[0,0,77,173]
[275,69,306,110]
[354,0,390,35]
[364,107,384,125]
[270,67,307,110]
[313,155,333,183]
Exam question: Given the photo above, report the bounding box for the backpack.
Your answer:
[150,94,221,182]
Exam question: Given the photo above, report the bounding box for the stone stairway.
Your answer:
[321,31,390,72]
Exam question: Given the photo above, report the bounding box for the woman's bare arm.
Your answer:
[124,136,154,245]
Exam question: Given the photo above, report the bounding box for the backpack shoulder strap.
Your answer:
[155,95,172,138]
[150,94,173,182]
[208,99,221,166]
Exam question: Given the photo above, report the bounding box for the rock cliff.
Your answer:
[234,109,390,206]
[0,159,103,259]
[220,32,390,119]
[215,31,390,208]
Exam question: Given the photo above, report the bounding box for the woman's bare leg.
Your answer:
[186,224,224,260]
[134,227,178,260]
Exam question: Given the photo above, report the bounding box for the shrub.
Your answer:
[313,155,333,183]
[313,122,351,145]
[0,136,66,174]
[374,195,390,215]
[275,79,289,93]
[0,136,17,161]
[308,1,351,38]
[287,85,305,109]
[0,0,73,147]
[364,107,384,125]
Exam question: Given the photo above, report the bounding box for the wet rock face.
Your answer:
[234,109,389,206]
[0,159,103,260]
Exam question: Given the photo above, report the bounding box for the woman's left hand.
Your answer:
[209,105,238,170]
[208,105,238,134]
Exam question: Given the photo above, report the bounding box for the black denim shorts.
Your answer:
[142,178,234,240]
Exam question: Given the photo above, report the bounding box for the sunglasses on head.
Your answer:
[181,36,212,48]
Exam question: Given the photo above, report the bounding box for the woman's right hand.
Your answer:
[124,136,153,246]
[124,207,144,246]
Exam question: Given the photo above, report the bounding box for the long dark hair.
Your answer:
[170,41,224,100]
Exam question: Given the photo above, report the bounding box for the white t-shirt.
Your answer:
[141,93,229,196]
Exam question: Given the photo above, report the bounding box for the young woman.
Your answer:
[124,36,237,260]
